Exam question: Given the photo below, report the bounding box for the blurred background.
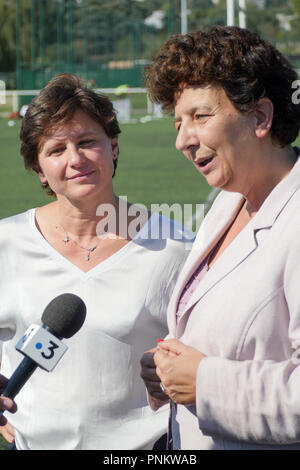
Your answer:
[0,0,299,224]
[1,0,300,95]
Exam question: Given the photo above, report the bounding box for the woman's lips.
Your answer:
[195,156,214,173]
[68,170,95,180]
[198,157,213,167]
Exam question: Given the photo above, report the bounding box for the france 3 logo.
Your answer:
[16,324,68,372]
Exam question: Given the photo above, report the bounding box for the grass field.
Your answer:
[0,437,6,450]
[0,115,211,224]
[1,115,299,223]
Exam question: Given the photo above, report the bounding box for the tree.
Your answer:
[0,0,299,87]
[291,0,300,43]
[0,0,17,72]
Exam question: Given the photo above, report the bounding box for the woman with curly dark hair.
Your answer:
[141,26,300,450]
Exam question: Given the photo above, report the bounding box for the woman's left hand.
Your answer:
[154,339,205,406]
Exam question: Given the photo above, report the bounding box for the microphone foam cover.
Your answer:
[41,293,87,338]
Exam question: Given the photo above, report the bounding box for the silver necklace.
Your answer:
[57,225,98,261]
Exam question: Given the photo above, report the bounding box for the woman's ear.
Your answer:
[34,166,48,185]
[253,97,274,139]
[111,137,119,160]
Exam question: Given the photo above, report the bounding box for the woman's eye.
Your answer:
[195,114,210,120]
[79,139,95,146]
[50,147,64,155]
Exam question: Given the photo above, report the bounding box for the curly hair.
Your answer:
[145,26,300,147]
[20,73,121,195]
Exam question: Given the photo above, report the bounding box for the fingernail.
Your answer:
[157,338,164,343]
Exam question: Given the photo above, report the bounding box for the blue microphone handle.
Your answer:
[1,356,37,401]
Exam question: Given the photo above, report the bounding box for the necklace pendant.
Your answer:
[85,253,90,261]
[63,237,69,243]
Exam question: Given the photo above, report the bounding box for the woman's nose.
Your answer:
[68,145,85,166]
[175,123,198,152]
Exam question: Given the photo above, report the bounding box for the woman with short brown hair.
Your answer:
[0,73,192,449]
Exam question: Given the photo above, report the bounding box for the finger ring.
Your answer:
[160,382,166,393]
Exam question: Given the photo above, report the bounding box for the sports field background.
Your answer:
[1,114,299,223]
[0,114,211,223]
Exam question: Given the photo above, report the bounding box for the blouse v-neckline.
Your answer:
[28,208,155,279]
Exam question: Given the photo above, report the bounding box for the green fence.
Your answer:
[11,0,300,94]
[15,0,182,91]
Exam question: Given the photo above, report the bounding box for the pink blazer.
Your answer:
[167,155,300,449]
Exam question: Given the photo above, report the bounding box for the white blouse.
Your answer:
[0,209,193,450]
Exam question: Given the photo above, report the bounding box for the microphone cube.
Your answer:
[15,324,68,372]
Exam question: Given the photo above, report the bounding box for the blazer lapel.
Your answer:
[181,220,258,317]
[167,191,244,334]
[175,208,258,336]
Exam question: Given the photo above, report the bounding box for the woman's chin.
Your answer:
[205,175,225,190]
[57,185,102,203]
[204,172,233,192]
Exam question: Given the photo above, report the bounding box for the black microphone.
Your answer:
[0,293,86,406]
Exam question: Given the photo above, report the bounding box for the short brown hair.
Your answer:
[145,26,300,147]
[20,73,121,195]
